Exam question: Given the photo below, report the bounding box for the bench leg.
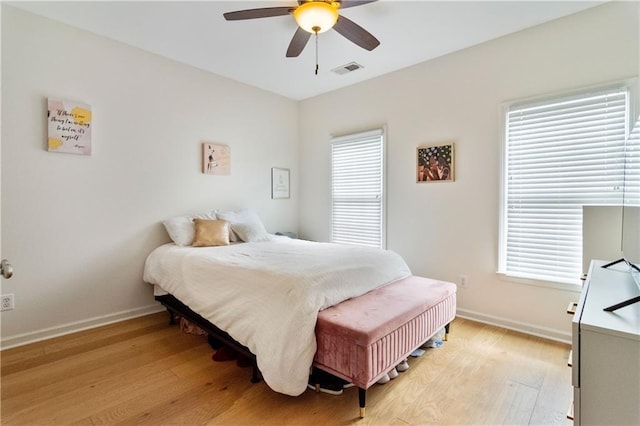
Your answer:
[358,388,366,418]
[444,322,451,341]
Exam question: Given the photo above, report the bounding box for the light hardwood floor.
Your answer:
[1,313,573,425]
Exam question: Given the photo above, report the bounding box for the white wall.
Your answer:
[298,2,640,342]
[0,6,299,348]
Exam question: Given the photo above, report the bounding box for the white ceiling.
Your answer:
[9,1,605,100]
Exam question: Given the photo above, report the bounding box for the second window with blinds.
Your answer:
[499,83,638,285]
[331,128,386,249]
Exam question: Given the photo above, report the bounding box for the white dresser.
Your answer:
[571,260,640,425]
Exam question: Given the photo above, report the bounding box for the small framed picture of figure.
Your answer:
[417,143,454,183]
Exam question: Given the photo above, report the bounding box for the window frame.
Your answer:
[498,80,638,289]
[330,127,387,249]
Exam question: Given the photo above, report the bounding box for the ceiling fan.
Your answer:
[223,1,380,60]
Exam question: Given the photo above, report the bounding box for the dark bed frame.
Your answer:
[155,294,262,383]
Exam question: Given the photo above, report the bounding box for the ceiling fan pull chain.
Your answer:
[314,30,319,75]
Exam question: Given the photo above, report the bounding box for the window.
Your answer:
[624,116,640,206]
[500,85,635,284]
[331,128,385,248]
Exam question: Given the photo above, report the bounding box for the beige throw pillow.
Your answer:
[192,219,230,247]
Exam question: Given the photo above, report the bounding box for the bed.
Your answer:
[144,230,412,396]
[144,209,455,416]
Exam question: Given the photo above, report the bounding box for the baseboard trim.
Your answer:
[1,305,570,350]
[0,303,166,350]
[456,308,571,344]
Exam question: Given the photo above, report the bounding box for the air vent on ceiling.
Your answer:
[332,62,364,75]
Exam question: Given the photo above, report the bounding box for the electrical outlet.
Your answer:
[459,275,469,289]
[1,294,14,311]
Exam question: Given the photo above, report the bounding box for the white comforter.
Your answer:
[143,237,411,396]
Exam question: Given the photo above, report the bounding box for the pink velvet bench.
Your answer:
[313,275,457,417]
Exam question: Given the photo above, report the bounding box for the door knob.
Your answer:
[1,259,13,279]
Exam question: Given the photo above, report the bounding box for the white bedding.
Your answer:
[143,236,411,396]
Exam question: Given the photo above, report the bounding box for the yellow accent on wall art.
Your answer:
[47,98,92,155]
[71,107,92,126]
[48,138,63,150]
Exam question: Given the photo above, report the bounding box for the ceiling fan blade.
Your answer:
[338,0,378,9]
[286,27,312,57]
[223,7,293,21]
[333,15,380,51]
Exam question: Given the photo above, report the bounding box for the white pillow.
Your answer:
[162,211,216,246]
[217,209,270,242]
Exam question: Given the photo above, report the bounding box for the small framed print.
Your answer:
[47,98,92,155]
[271,167,290,199]
[417,143,454,183]
[202,143,230,175]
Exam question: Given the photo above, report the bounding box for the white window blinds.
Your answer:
[624,116,640,206]
[500,86,631,284]
[331,129,385,248]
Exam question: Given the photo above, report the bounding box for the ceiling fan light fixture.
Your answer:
[294,1,339,34]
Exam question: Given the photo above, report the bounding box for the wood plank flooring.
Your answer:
[1,313,573,425]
